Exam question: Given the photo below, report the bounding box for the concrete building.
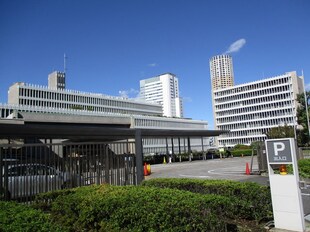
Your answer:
[48,71,66,90]
[140,73,183,118]
[213,71,304,147]
[210,54,234,91]
[210,55,234,132]
[8,72,162,117]
[3,71,210,154]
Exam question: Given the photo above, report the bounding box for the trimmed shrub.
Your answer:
[231,149,252,157]
[33,184,238,231]
[287,158,310,178]
[298,158,310,178]
[0,201,63,232]
[142,178,273,222]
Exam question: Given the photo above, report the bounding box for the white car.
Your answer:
[1,163,83,199]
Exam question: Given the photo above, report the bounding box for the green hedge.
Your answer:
[231,149,252,157]
[2,179,271,231]
[287,158,310,178]
[141,178,273,222]
[35,185,266,231]
[298,158,310,178]
[0,201,63,232]
[33,184,248,231]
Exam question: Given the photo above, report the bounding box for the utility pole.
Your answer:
[301,70,310,140]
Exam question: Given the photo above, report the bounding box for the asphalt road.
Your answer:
[146,156,268,183]
[145,156,310,217]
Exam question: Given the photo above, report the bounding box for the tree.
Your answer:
[266,124,295,139]
[296,91,310,146]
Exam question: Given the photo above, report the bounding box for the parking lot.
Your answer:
[145,156,310,216]
[146,156,268,184]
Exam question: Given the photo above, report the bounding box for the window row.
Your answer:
[214,84,291,104]
[216,108,294,125]
[216,100,294,117]
[215,93,293,110]
[18,99,160,116]
[18,88,161,113]
[217,117,294,131]
[135,118,207,129]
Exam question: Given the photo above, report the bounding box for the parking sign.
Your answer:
[266,139,293,164]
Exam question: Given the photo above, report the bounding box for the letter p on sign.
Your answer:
[274,142,285,156]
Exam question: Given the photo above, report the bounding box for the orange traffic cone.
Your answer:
[144,163,149,176]
[245,162,250,175]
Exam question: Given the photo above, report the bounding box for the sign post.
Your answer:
[265,138,305,231]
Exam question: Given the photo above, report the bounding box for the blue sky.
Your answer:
[0,0,309,128]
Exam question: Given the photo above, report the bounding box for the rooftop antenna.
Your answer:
[64,53,67,75]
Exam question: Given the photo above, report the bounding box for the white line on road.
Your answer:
[208,166,248,177]
[179,174,210,178]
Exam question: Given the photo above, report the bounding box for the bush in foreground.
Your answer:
[298,158,310,178]
[142,178,273,222]
[0,201,63,232]
[33,184,247,231]
[286,158,310,178]
[1,178,272,232]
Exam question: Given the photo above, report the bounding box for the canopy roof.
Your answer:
[0,119,228,140]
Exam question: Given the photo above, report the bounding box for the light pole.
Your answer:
[301,72,310,141]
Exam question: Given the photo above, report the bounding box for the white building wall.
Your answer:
[3,71,208,154]
[140,73,183,118]
[48,71,66,90]
[132,115,209,154]
[210,54,235,136]
[213,71,304,147]
[175,97,183,118]
[161,75,172,117]
[7,82,162,116]
[210,54,234,91]
[8,82,22,105]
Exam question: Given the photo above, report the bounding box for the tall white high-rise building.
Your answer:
[210,55,235,131]
[210,54,234,91]
[140,73,183,118]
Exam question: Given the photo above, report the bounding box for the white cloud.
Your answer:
[305,83,310,91]
[225,38,246,54]
[148,63,157,67]
[119,88,140,99]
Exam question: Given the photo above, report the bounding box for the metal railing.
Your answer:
[0,141,136,202]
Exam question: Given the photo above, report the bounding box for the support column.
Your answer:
[178,137,181,162]
[165,137,169,163]
[171,138,175,162]
[135,129,143,185]
[188,137,192,162]
[201,137,206,160]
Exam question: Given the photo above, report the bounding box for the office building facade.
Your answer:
[213,71,304,147]
[140,73,183,118]
[210,54,234,91]
[3,71,209,154]
[210,55,235,132]
[8,72,162,117]
[48,71,66,90]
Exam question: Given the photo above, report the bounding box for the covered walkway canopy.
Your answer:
[0,119,227,140]
[0,118,229,183]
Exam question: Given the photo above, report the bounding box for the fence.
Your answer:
[0,141,136,202]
